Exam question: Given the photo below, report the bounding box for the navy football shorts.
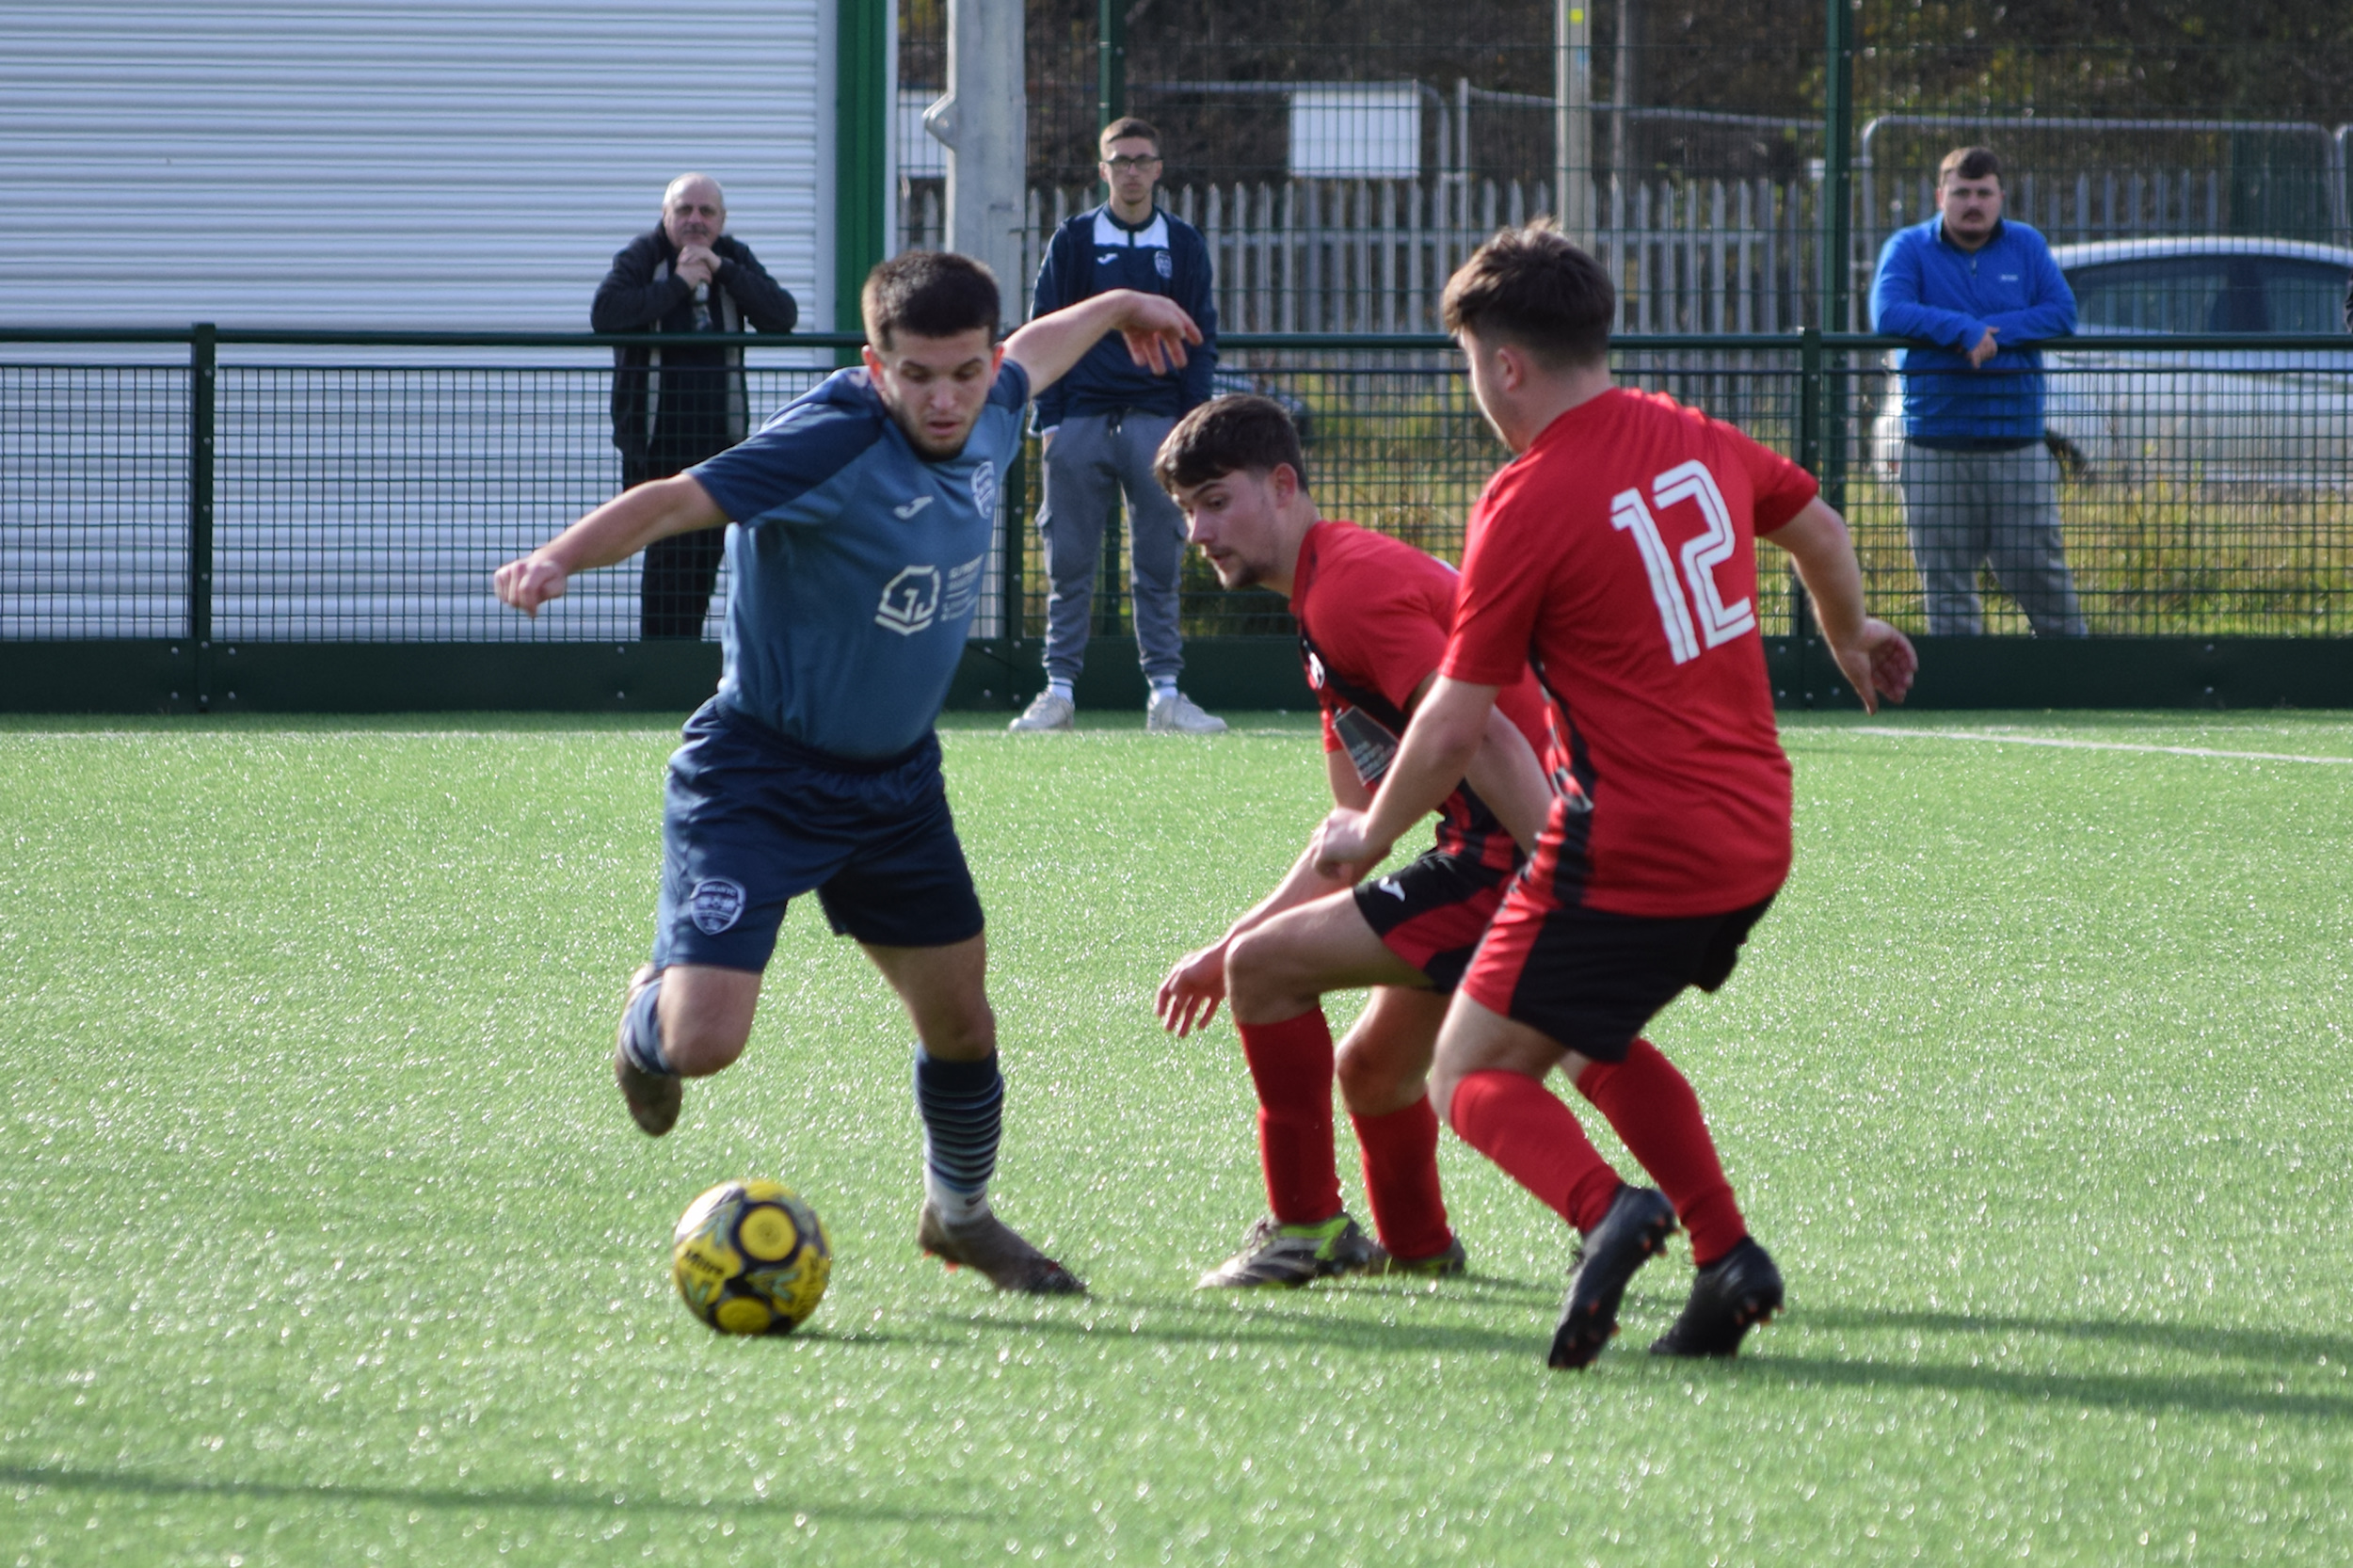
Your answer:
[1351,848,1514,993]
[650,700,985,971]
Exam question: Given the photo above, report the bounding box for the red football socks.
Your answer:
[1350,1097,1452,1262]
[1235,1010,1342,1225]
[1448,1068,1624,1232]
[1574,1038,1747,1267]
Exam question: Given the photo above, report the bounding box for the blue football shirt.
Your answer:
[686,360,1029,759]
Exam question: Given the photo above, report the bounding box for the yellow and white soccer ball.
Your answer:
[670,1179,833,1335]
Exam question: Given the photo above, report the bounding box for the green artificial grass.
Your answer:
[3,710,2350,1564]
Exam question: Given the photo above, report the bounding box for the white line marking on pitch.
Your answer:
[1851,727,2353,766]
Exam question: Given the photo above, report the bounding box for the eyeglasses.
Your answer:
[1101,155,1161,171]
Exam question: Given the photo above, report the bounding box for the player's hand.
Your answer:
[1155,942,1229,1037]
[1310,808,1387,884]
[1114,292,1202,376]
[1829,616,1917,712]
[675,247,719,289]
[493,554,569,616]
[1966,326,2000,368]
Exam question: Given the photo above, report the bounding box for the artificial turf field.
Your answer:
[4,709,2350,1566]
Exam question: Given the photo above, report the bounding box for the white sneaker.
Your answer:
[1009,690,1075,732]
[1146,691,1226,734]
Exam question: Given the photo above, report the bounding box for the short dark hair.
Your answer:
[1439,221,1615,369]
[1099,118,1162,156]
[1154,394,1308,495]
[861,251,1000,345]
[1938,146,2002,186]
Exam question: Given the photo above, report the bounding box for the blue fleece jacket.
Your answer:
[1869,216,2076,445]
[1029,203,1218,431]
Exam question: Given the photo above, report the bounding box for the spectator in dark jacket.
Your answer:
[1009,118,1225,733]
[592,172,797,638]
[1871,146,2086,637]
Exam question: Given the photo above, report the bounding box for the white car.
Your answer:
[1870,236,2353,485]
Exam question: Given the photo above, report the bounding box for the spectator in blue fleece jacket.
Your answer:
[1010,118,1225,733]
[1871,146,2087,636]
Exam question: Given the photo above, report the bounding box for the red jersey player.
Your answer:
[1150,394,1556,1288]
[1317,225,1917,1368]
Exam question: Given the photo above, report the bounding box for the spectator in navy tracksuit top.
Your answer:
[1010,117,1225,733]
[1871,145,2087,636]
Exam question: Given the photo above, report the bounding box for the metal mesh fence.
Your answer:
[6,331,2352,646]
[1,361,191,637]
[1845,344,2353,637]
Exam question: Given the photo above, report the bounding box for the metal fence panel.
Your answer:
[6,329,2352,649]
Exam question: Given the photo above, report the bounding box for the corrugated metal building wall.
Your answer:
[0,0,836,328]
[0,1,856,644]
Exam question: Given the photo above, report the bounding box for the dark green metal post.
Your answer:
[1819,0,1853,338]
[1793,326,1819,640]
[1001,441,1028,704]
[188,322,216,711]
[1817,0,1854,675]
[835,0,890,362]
[1097,0,1127,130]
[1097,0,1127,200]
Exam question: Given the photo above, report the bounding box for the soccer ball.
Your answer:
[670,1179,833,1335]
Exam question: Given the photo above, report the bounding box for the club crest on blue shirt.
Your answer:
[688,877,746,935]
[969,458,998,518]
[874,565,943,635]
[1154,249,1173,280]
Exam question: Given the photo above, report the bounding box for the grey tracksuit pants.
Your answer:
[1899,441,2089,636]
[1036,410,1187,685]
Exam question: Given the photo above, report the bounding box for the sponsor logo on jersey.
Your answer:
[970,458,998,518]
[892,495,934,520]
[688,877,746,936]
[939,553,985,621]
[1154,249,1173,280]
[1097,253,1119,264]
[874,565,943,635]
[1332,706,1399,787]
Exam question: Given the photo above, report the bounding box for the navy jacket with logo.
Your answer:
[1029,203,1218,432]
[1869,216,2075,445]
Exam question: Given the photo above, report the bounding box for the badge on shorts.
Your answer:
[688,877,746,936]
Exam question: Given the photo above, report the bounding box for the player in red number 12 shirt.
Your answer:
[1315,223,1917,1369]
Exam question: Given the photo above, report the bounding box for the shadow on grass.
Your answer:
[1799,1303,2353,1371]
[1750,1352,2353,1424]
[919,1291,1545,1359]
[0,1462,972,1528]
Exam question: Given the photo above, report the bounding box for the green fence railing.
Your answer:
[4,326,2351,712]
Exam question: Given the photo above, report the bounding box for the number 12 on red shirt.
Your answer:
[1609,459,1758,664]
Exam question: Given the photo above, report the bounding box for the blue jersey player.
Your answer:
[494,252,1202,1294]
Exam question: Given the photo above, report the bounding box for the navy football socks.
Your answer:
[617,972,674,1077]
[915,1048,1003,1224]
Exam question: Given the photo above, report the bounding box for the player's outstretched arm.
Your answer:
[493,474,727,616]
[1312,678,1500,881]
[1767,497,1917,712]
[1462,702,1552,854]
[1156,752,1370,1038]
[1002,289,1201,397]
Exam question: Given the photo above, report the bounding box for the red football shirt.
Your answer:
[1292,520,1550,871]
[1441,388,1818,915]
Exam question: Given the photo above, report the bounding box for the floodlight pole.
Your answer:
[924,0,1029,333]
[1556,0,1594,246]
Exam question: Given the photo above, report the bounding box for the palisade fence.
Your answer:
[898,161,2353,338]
[6,326,2353,713]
